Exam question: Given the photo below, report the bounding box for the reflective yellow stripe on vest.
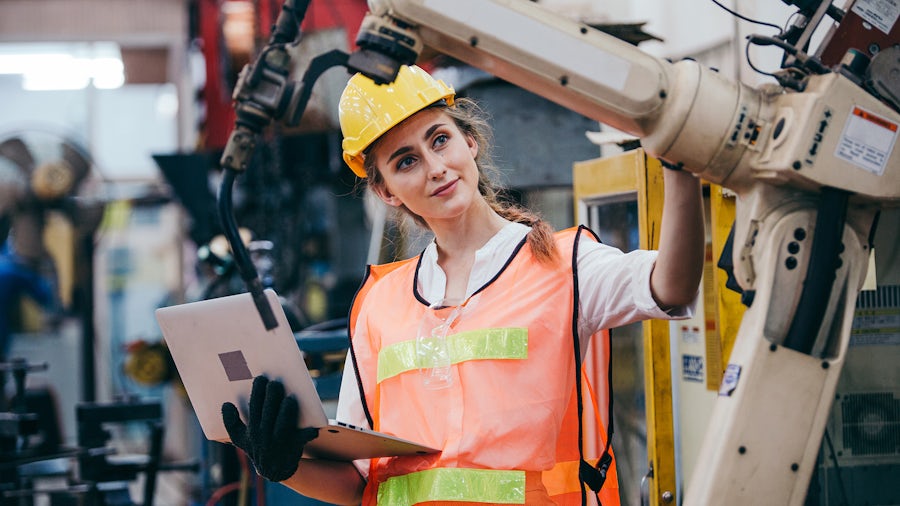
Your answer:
[377,328,528,383]
[377,468,527,505]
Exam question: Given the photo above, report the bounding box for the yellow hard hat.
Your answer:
[339,65,455,178]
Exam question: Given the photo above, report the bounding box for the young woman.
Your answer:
[222,64,705,505]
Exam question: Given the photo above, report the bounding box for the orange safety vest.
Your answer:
[347,226,620,506]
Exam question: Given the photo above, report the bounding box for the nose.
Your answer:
[424,152,447,180]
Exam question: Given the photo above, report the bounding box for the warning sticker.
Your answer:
[852,0,900,34]
[834,106,898,176]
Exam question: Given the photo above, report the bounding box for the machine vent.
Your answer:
[840,392,900,457]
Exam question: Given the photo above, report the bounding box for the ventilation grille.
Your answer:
[840,392,900,457]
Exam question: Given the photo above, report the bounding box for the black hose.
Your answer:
[783,187,849,354]
[270,0,311,45]
[217,168,278,330]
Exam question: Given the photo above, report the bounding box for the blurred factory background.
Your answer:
[0,1,897,505]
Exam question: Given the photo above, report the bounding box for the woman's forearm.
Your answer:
[278,458,366,505]
[651,169,705,308]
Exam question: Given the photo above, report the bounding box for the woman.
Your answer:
[222,64,705,505]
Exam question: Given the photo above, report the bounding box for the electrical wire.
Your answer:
[744,38,781,80]
[256,474,267,506]
[708,0,784,34]
[205,482,242,506]
[782,11,803,34]
[205,446,253,506]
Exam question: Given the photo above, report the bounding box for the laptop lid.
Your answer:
[156,289,437,461]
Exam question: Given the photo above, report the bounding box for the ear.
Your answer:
[372,184,402,207]
[466,133,479,159]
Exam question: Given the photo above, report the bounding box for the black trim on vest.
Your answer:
[347,264,376,429]
[572,225,615,505]
[411,234,529,307]
[412,252,430,306]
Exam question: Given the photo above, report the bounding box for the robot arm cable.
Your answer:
[708,0,786,33]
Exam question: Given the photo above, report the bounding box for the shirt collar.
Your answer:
[418,221,531,303]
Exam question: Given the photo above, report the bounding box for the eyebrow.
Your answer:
[387,123,446,163]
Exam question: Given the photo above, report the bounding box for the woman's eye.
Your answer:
[396,155,416,171]
[433,133,449,148]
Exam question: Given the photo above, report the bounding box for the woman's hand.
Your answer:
[221,375,319,482]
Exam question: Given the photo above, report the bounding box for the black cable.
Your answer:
[218,168,278,330]
[708,0,785,34]
[783,187,849,354]
[782,11,802,34]
[269,0,311,45]
[748,34,800,56]
[745,38,781,80]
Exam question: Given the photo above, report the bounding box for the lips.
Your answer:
[431,178,458,197]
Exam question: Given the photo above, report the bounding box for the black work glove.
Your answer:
[222,375,319,482]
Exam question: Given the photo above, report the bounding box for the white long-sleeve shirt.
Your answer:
[336,222,695,476]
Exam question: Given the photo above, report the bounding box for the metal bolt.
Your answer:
[662,491,674,503]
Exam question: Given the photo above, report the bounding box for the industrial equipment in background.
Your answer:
[337,1,896,504]
[0,129,109,403]
[0,130,203,505]
[205,0,898,504]
[1,355,199,506]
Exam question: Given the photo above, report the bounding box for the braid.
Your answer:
[488,200,559,264]
[454,97,557,265]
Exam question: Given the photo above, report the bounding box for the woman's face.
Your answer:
[369,107,480,223]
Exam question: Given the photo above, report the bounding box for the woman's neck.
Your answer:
[428,201,510,301]
[430,201,509,261]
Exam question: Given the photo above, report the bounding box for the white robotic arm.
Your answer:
[362,0,898,200]
[363,0,759,189]
[351,1,899,505]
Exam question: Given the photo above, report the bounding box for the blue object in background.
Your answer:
[267,482,336,505]
[0,240,55,360]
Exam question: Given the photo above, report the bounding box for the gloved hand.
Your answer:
[222,375,319,482]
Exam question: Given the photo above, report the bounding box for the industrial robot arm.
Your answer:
[356,0,897,199]
[346,1,899,505]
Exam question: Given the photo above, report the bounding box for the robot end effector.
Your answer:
[219,1,420,174]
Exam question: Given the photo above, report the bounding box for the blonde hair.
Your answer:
[363,97,559,264]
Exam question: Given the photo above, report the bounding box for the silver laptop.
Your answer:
[155,288,438,461]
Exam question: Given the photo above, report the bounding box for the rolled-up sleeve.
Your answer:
[576,237,696,338]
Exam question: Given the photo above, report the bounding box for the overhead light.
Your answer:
[0,42,125,91]
[88,57,125,89]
